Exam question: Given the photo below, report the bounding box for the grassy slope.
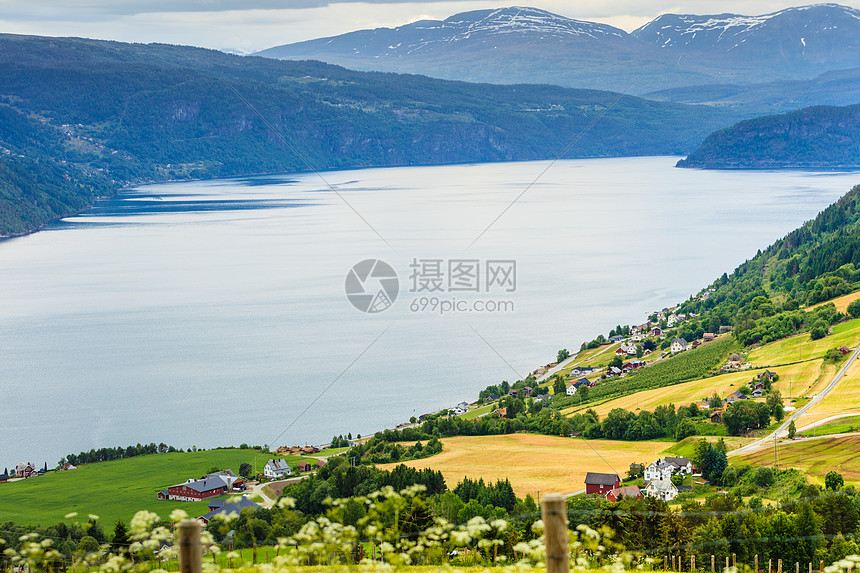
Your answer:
[378,434,675,497]
[561,318,860,417]
[801,358,860,427]
[747,318,860,365]
[561,359,828,417]
[0,449,303,528]
[810,291,860,313]
[737,435,860,484]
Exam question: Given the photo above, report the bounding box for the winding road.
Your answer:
[730,344,860,457]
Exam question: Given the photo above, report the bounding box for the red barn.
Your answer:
[585,472,620,495]
[164,476,229,501]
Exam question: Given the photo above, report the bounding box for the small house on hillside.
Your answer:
[670,338,688,353]
[0,471,8,483]
[15,462,36,479]
[644,479,679,502]
[726,390,748,404]
[198,495,258,525]
[756,369,777,381]
[703,333,715,341]
[645,460,674,482]
[664,456,692,474]
[606,485,642,502]
[585,472,620,495]
[264,459,292,480]
[710,409,723,424]
[298,461,313,472]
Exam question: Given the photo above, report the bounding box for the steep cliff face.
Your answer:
[678,104,860,169]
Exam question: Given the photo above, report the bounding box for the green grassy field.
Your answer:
[747,318,860,366]
[664,435,755,459]
[805,415,860,436]
[0,449,304,529]
[737,435,860,484]
[460,403,494,420]
[315,447,351,457]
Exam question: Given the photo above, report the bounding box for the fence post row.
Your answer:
[541,493,569,573]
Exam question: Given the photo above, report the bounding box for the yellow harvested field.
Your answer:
[561,360,826,417]
[378,434,673,497]
[737,435,860,484]
[810,291,860,313]
[798,359,860,427]
[748,318,860,366]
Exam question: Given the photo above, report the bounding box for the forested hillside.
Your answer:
[674,184,860,346]
[0,33,735,236]
[678,105,860,169]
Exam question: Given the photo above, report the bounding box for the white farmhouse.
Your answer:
[644,479,679,502]
[264,459,292,480]
[670,338,688,353]
[644,460,674,482]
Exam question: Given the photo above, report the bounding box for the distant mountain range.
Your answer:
[256,4,860,94]
[678,104,860,169]
[0,33,736,236]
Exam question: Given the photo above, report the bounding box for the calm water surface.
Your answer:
[1,157,858,467]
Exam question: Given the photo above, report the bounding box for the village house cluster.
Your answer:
[584,455,693,503]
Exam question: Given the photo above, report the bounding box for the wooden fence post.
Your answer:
[673,555,677,571]
[176,519,203,573]
[692,554,696,572]
[726,556,730,570]
[733,554,737,568]
[796,562,799,573]
[712,555,715,572]
[541,494,569,573]
[778,559,783,573]
[769,559,773,573]
[821,561,825,573]
[755,555,758,573]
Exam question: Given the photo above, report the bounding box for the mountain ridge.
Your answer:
[677,104,860,169]
[256,4,860,94]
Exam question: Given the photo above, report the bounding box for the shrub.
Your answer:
[753,466,775,488]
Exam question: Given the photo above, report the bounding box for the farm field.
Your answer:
[0,449,303,528]
[796,359,860,427]
[565,342,622,371]
[737,435,860,484]
[561,359,825,417]
[665,436,755,460]
[747,318,860,366]
[379,434,675,498]
[810,291,860,313]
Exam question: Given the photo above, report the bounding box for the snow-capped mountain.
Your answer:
[258,7,629,59]
[633,4,860,64]
[256,4,860,95]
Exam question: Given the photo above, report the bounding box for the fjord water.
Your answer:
[1,157,858,467]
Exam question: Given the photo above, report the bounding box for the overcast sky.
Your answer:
[1,0,857,53]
